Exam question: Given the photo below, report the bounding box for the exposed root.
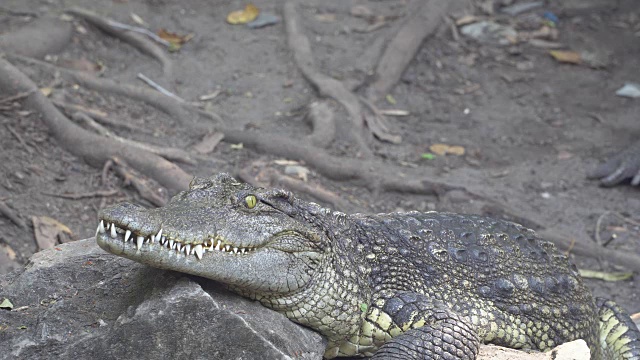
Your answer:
[0,201,27,230]
[52,99,150,134]
[365,0,461,102]
[70,111,197,165]
[42,189,119,200]
[66,7,173,80]
[0,57,192,193]
[110,157,168,207]
[283,1,371,156]
[305,101,336,148]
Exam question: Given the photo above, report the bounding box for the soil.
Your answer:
[0,0,638,324]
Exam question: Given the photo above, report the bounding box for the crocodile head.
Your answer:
[96,173,329,295]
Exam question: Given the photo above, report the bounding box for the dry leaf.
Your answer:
[315,13,336,22]
[284,165,310,182]
[455,15,480,26]
[0,243,16,260]
[549,50,581,64]
[192,132,224,154]
[429,143,465,156]
[32,216,74,251]
[157,29,194,51]
[227,4,260,25]
[39,88,52,97]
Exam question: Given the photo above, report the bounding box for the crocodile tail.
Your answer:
[597,298,640,360]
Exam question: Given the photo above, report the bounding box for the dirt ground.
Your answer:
[0,0,638,322]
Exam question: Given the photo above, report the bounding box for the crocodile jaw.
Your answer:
[95,220,321,293]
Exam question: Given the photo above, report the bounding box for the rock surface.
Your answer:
[0,238,325,360]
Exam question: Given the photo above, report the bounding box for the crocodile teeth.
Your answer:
[214,242,221,251]
[124,230,131,243]
[155,228,163,243]
[136,236,144,250]
[97,220,105,235]
[225,245,230,252]
[194,244,203,260]
[169,239,174,249]
[184,244,191,255]
[176,243,182,252]
[232,247,238,254]
[241,248,246,255]
[160,237,167,245]
[110,223,117,238]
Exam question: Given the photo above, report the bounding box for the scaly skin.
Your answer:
[96,173,640,359]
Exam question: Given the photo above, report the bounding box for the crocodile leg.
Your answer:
[369,292,480,360]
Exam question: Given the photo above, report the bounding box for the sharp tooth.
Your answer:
[194,244,203,260]
[169,239,174,249]
[225,245,230,252]
[98,220,105,234]
[124,230,131,242]
[241,248,246,255]
[145,237,151,244]
[110,223,117,238]
[233,247,238,254]
[176,243,182,252]
[185,244,191,255]
[215,242,221,251]
[155,228,163,242]
[136,236,144,249]
[160,238,166,245]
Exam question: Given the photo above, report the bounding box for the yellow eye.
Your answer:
[245,195,257,209]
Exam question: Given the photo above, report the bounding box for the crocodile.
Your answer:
[95,173,640,359]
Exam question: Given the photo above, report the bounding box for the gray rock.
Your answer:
[0,239,325,360]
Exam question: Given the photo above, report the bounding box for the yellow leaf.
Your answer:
[549,50,581,64]
[429,143,465,156]
[32,216,74,251]
[40,87,52,97]
[157,28,194,51]
[227,4,260,25]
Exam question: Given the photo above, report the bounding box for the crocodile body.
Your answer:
[96,173,640,359]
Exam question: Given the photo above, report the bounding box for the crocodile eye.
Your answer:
[244,195,257,209]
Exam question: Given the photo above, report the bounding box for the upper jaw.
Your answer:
[95,219,258,260]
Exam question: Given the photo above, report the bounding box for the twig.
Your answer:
[137,73,185,102]
[106,21,170,47]
[71,111,196,165]
[52,99,150,133]
[66,7,173,78]
[0,90,34,104]
[0,201,27,230]
[42,189,119,200]
[6,124,33,154]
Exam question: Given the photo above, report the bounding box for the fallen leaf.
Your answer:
[39,87,52,97]
[429,143,465,156]
[227,4,260,25]
[455,15,480,26]
[284,165,310,182]
[385,94,397,105]
[0,298,13,310]
[578,269,633,282]
[157,28,194,51]
[130,13,146,26]
[315,13,336,22]
[192,132,224,154]
[230,143,244,150]
[273,159,299,166]
[420,153,436,160]
[0,243,16,260]
[379,109,410,117]
[32,216,74,251]
[549,50,581,64]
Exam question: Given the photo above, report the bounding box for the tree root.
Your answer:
[305,101,336,148]
[52,99,151,134]
[0,201,27,230]
[0,57,192,193]
[70,111,197,165]
[66,7,173,80]
[365,0,462,102]
[109,157,168,207]
[283,1,372,156]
